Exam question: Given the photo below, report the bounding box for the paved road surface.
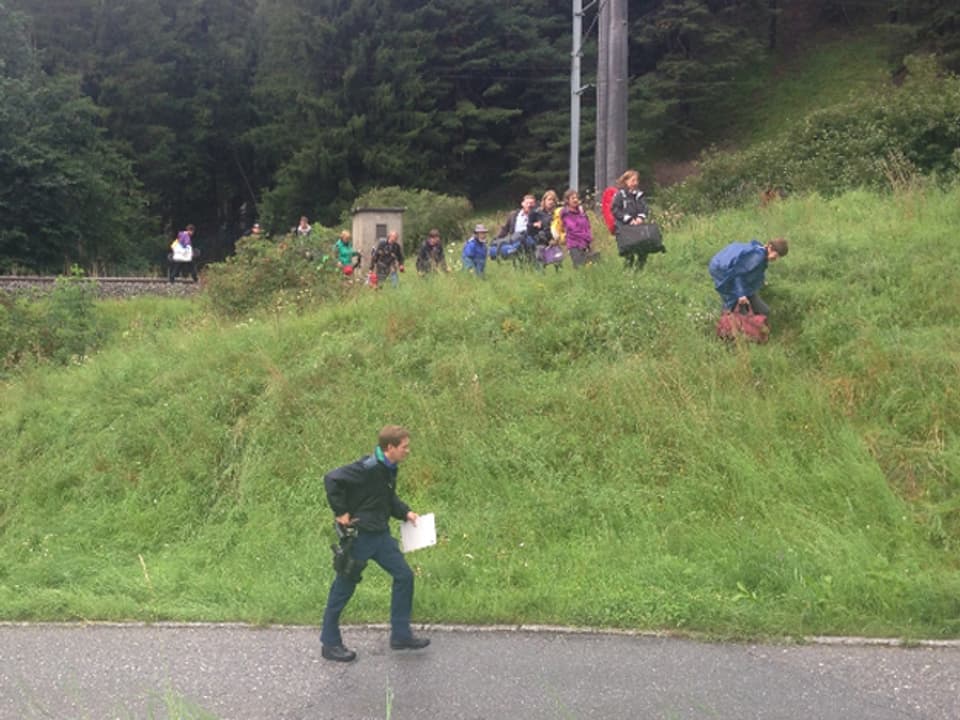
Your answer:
[0,623,957,720]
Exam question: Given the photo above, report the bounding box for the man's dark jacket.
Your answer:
[370,240,405,274]
[324,454,411,532]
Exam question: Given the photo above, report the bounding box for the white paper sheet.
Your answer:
[400,512,436,553]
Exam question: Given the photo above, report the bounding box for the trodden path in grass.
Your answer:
[0,623,957,720]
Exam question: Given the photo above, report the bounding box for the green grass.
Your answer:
[1,184,959,639]
[714,29,897,147]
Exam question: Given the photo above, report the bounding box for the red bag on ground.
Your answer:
[716,306,770,343]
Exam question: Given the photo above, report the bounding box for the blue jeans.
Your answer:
[320,530,415,646]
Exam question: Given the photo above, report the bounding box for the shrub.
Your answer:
[202,227,346,317]
[45,266,101,363]
[0,267,104,373]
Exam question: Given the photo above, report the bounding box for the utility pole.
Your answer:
[595,0,608,193]
[595,0,628,193]
[570,0,584,191]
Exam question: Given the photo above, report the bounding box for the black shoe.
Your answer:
[390,636,430,650]
[321,644,357,662]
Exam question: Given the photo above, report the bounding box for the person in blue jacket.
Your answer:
[462,224,489,278]
[708,237,789,315]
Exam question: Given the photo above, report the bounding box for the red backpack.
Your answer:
[600,186,618,234]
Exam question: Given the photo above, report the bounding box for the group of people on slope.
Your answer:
[478,169,662,272]
[482,188,596,270]
[177,168,791,315]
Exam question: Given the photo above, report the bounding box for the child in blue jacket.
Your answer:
[708,237,789,315]
[462,224,489,278]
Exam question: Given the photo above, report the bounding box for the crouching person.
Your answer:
[708,237,789,316]
[462,224,489,278]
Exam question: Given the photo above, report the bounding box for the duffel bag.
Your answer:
[616,223,664,255]
[716,306,769,344]
[537,245,564,266]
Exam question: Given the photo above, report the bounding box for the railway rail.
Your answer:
[0,276,202,299]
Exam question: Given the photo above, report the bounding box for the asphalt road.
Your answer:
[0,623,957,720]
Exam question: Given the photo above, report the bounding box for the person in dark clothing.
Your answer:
[415,228,448,275]
[319,425,429,662]
[370,231,405,287]
[611,170,654,269]
[708,237,789,316]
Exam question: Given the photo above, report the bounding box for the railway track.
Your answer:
[0,275,202,299]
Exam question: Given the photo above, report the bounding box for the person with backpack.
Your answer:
[168,224,199,282]
[370,231,405,287]
[611,170,661,269]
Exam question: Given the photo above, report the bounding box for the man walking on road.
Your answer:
[320,425,429,662]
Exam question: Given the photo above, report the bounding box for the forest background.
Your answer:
[2,0,959,273]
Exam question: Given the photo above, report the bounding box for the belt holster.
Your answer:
[330,523,365,582]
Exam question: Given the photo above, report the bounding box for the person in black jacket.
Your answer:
[370,231,405,287]
[319,425,429,662]
[415,228,448,275]
[611,169,655,269]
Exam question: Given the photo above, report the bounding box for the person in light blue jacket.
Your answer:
[462,224,489,278]
[708,237,789,315]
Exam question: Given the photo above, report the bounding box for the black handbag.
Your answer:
[616,223,665,255]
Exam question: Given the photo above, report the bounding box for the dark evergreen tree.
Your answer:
[628,0,772,156]
[0,4,147,273]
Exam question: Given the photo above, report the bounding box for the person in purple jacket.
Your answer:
[708,237,789,316]
[560,189,597,268]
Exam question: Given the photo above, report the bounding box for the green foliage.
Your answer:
[629,0,772,157]
[206,186,472,315]
[252,0,569,224]
[1,186,959,638]
[46,267,102,364]
[0,24,149,273]
[0,267,105,373]
[6,0,960,273]
[893,0,960,72]
[663,55,960,212]
[201,228,345,318]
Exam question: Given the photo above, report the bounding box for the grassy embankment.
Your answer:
[1,183,958,639]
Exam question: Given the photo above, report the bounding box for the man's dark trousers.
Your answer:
[320,529,415,646]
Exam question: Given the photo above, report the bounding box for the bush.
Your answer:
[46,267,101,363]
[202,227,346,318]
[0,266,103,373]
